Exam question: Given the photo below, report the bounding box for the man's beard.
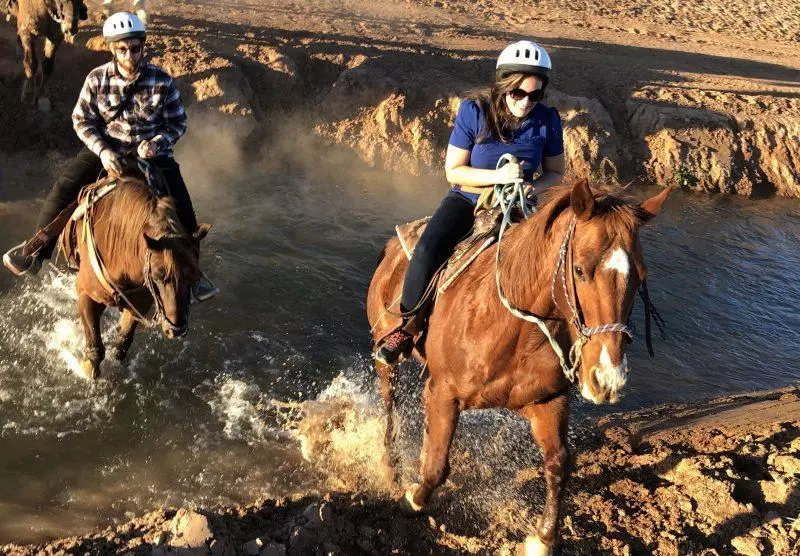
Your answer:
[119,59,140,75]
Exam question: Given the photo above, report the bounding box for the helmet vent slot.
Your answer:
[525,49,530,58]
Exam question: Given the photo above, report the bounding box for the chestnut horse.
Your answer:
[68,177,209,379]
[367,179,672,554]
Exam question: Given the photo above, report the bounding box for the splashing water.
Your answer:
[0,270,124,438]
[273,372,393,492]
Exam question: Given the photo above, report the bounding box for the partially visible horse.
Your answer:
[63,175,210,379]
[367,179,672,555]
[102,0,147,24]
[6,0,82,108]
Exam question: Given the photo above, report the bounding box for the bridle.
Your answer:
[495,184,647,384]
[550,216,634,380]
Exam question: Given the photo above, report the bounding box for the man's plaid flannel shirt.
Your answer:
[72,61,186,158]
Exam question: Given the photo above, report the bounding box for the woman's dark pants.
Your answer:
[400,190,475,313]
[34,147,198,258]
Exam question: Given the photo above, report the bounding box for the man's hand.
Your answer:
[137,140,158,159]
[100,149,123,176]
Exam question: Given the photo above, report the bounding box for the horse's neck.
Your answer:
[94,191,149,286]
[491,209,573,321]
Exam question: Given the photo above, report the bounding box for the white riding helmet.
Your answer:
[496,40,552,85]
[103,12,146,43]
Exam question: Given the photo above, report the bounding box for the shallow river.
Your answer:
[0,149,798,542]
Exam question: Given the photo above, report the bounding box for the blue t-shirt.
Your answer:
[448,99,564,203]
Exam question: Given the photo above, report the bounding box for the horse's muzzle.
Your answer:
[580,352,629,405]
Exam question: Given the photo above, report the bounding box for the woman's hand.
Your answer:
[495,161,523,184]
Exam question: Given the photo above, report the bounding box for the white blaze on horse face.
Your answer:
[603,247,630,277]
[581,344,628,405]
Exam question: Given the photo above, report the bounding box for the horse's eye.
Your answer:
[574,265,586,280]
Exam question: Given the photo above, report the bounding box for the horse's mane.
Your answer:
[498,185,651,304]
[92,178,187,279]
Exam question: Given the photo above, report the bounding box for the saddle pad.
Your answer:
[395,214,499,294]
[59,181,118,266]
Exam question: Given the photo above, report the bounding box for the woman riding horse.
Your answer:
[376,40,566,364]
[2,11,217,301]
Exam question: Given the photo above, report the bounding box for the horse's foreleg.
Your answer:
[403,378,459,513]
[376,360,400,486]
[78,294,105,379]
[19,32,36,105]
[520,394,571,556]
[37,37,60,112]
[112,309,139,362]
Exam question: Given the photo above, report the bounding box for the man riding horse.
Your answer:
[3,11,218,302]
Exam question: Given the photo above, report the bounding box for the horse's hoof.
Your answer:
[398,485,424,516]
[520,535,553,556]
[80,360,99,380]
[37,97,51,113]
[110,346,125,362]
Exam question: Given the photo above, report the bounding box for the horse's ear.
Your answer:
[570,178,595,220]
[143,218,166,250]
[143,232,165,251]
[193,223,212,242]
[637,186,674,225]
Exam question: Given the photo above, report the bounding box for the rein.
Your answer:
[494,165,655,384]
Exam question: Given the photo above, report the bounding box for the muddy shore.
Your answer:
[2,387,798,555]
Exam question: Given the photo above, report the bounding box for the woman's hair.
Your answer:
[474,72,537,144]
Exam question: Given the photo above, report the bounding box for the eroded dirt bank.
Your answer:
[1,0,798,200]
[2,387,798,555]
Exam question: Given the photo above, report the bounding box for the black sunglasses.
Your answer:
[115,44,143,56]
[507,88,544,102]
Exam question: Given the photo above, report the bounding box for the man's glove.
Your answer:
[137,140,158,159]
[100,149,122,177]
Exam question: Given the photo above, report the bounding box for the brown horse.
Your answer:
[6,0,81,107]
[367,179,672,554]
[68,176,210,379]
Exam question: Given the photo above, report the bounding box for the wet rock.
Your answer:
[288,526,318,555]
[243,538,263,555]
[320,542,339,555]
[260,543,287,556]
[170,509,214,549]
[303,502,332,528]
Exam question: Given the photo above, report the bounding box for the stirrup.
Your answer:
[3,242,42,277]
[192,274,219,303]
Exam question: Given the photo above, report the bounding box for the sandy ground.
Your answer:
[0,0,799,554]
